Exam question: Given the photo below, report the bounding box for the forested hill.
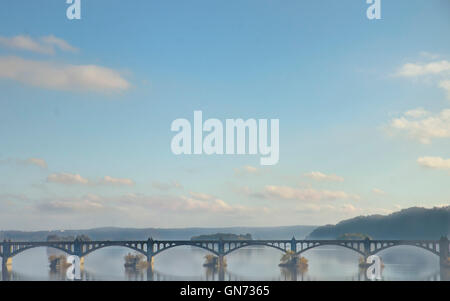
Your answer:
[308,206,449,240]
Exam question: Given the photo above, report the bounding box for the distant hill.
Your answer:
[308,206,449,240]
[191,233,252,241]
[0,225,316,241]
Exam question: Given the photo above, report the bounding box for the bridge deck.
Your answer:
[1,238,447,261]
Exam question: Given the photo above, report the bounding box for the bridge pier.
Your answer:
[1,240,12,276]
[1,257,12,281]
[361,237,372,270]
[146,237,155,281]
[291,237,297,253]
[145,256,154,281]
[146,255,154,265]
[439,237,449,267]
[218,255,226,268]
[218,263,225,281]
[218,239,227,280]
[1,260,9,281]
[217,239,226,268]
[363,238,371,258]
[4,257,12,268]
[440,266,450,281]
[146,238,155,267]
[146,264,154,281]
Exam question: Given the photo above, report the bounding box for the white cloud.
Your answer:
[394,59,450,99]
[303,171,344,182]
[188,191,215,201]
[40,35,78,53]
[232,185,252,196]
[47,173,89,185]
[0,56,130,93]
[47,173,138,186]
[1,157,48,168]
[417,156,450,170]
[180,196,235,213]
[404,108,429,118]
[25,158,47,169]
[387,108,450,144]
[179,195,269,215]
[419,52,440,60]
[395,60,450,77]
[100,176,134,186]
[432,204,450,208]
[0,35,78,55]
[261,185,360,202]
[372,188,386,195]
[152,181,183,191]
[37,199,104,213]
[295,203,361,215]
[341,203,359,213]
[234,165,261,175]
[106,192,268,216]
[439,80,450,99]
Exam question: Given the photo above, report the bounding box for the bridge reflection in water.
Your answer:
[1,263,445,281]
[1,237,449,281]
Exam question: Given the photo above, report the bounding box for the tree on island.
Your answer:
[124,253,149,270]
[279,250,308,269]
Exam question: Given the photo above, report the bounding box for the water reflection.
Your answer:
[1,245,446,281]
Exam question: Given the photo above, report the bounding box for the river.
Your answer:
[1,244,445,281]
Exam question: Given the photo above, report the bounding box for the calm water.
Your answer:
[1,245,446,281]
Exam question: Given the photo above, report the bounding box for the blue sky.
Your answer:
[0,0,449,230]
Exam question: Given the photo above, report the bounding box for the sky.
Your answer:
[0,0,449,231]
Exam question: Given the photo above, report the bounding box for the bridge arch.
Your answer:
[223,242,287,256]
[296,242,365,256]
[81,243,147,257]
[152,243,220,257]
[369,242,440,257]
[4,244,75,258]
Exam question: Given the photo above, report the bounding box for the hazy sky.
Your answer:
[0,0,449,230]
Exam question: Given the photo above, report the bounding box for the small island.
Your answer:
[203,254,227,268]
[48,255,71,271]
[124,253,149,270]
[279,250,308,269]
